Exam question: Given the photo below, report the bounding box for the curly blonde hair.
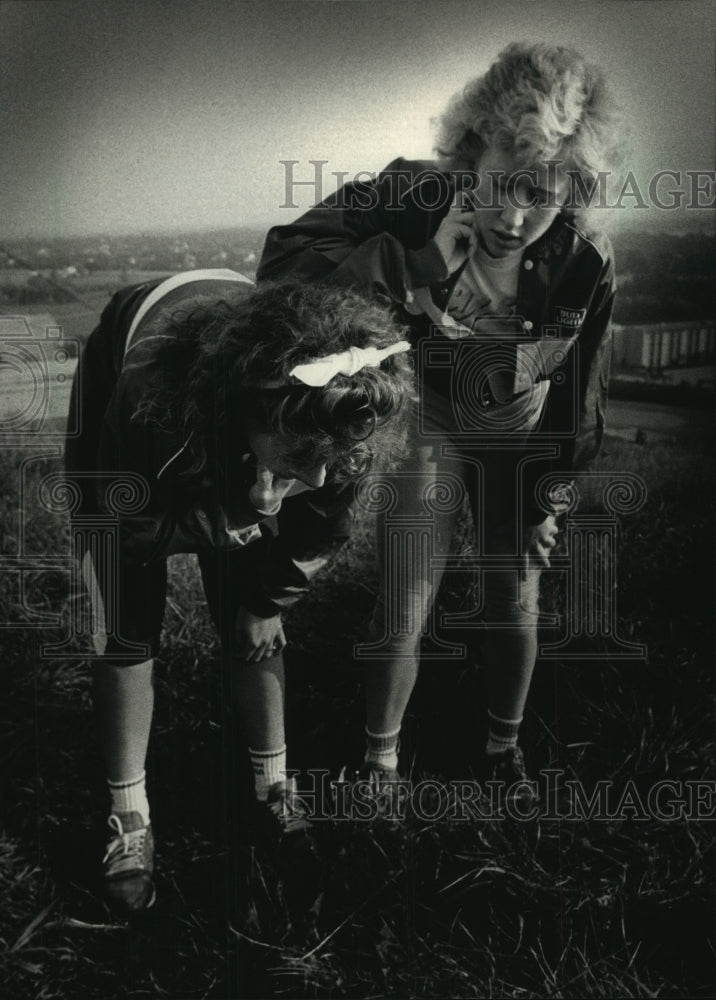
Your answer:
[435,42,622,221]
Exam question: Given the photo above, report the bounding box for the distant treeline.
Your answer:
[0,276,77,305]
[611,231,715,323]
[1,228,713,322]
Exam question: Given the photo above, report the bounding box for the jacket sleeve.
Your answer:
[524,247,617,521]
[572,263,616,470]
[257,158,449,302]
[242,483,355,618]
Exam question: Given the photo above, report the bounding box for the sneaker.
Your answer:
[253,779,313,844]
[249,780,322,923]
[348,763,408,822]
[102,811,156,913]
[486,746,539,813]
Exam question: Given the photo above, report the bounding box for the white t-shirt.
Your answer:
[444,246,549,431]
[447,245,521,324]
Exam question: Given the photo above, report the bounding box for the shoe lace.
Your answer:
[355,767,408,819]
[103,815,150,875]
[492,747,528,783]
[509,746,527,777]
[267,790,310,834]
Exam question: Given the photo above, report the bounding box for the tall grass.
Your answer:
[0,433,713,998]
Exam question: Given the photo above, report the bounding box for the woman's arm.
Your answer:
[541,248,617,472]
[241,483,355,619]
[523,244,617,521]
[257,157,451,304]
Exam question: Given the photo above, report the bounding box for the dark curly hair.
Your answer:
[134,281,415,483]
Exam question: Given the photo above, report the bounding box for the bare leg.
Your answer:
[229,652,286,751]
[93,659,154,782]
[482,568,541,722]
[364,442,462,737]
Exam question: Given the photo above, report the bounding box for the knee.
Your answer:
[94,657,154,676]
[484,571,541,627]
[367,596,426,657]
[227,650,285,670]
[92,659,155,702]
[373,570,436,626]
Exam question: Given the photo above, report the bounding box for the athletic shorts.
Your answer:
[65,290,272,665]
[77,532,273,665]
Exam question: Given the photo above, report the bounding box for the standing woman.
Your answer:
[258,43,621,801]
[65,270,413,912]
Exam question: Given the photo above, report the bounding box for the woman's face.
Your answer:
[246,429,327,514]
[469,144,569,258]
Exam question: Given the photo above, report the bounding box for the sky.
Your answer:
[1,0,714,238]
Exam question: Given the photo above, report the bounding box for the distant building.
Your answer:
[612,321,715,387]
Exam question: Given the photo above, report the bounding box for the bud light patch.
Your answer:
[555,306,587,328]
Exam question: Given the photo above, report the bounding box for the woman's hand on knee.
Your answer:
[523,515,559,572]
[233,607,286,662]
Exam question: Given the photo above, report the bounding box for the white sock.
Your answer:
[108,771,150,824]
[249,745,287,801]
[364,727,400,772]
[485,711,523,756]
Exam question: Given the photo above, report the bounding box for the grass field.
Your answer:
[0,429,713,999]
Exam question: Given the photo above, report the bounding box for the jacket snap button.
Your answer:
[524,259,534,271]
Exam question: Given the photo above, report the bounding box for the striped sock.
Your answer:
[108,771,150,825]
[485,711,522,756]
[364,727,400,772]
[249,745,287,801]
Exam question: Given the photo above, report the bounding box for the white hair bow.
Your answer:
[289,341,411,387]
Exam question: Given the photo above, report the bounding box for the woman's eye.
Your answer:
[533,190,559,209]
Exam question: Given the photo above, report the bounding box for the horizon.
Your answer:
[1,211,713,248]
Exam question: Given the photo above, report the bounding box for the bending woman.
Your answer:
[65,270,413,912]
[258,43,620,804]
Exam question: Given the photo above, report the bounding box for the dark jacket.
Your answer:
[65,271,354,618]
[258,158,617,513]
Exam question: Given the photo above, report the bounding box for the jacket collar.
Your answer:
[531,214,574,261]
